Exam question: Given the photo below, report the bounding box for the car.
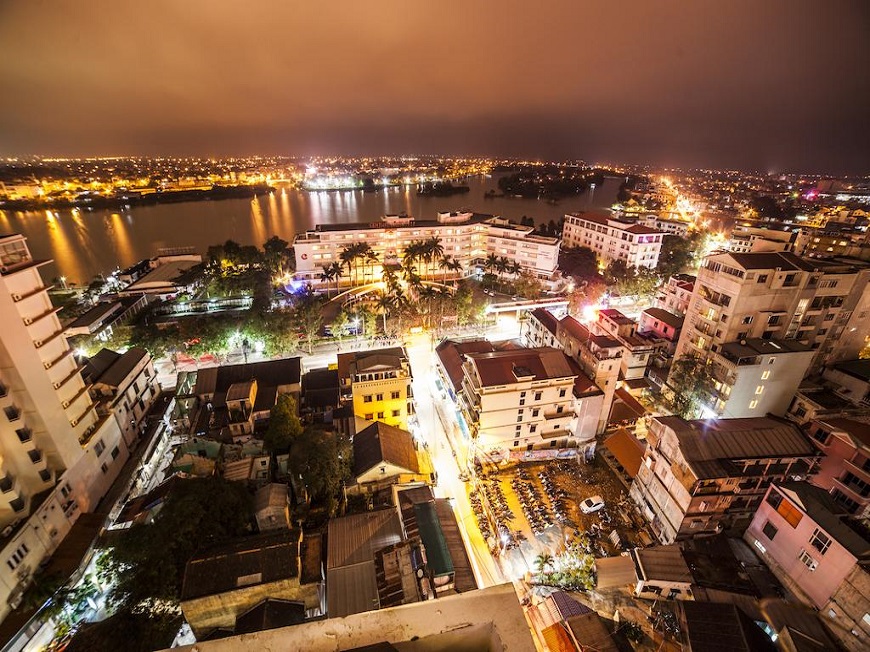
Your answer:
[580,495,605,514]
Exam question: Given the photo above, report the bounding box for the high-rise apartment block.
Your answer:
[674,252,870,396]
[0,234,128,616]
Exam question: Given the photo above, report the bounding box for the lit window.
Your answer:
[755,386,764,395]
[749,400,758,409]
[761,371,770,380]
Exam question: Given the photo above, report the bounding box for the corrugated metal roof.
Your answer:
[327,561,379,617]
[594,555,637,589]
[327,509,404,570]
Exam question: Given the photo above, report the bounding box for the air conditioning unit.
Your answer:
[23,317,32,325]
[53,382,61,390]
[733,486,742,494]
[34,340,42,348]
[0,525,13,538]
[8,594,22,610]
[10,292,20,301]
[49,527,58,538]
[62,400,69,409]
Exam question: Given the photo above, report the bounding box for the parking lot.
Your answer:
[469,456,649,578]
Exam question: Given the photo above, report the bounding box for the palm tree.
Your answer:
[320,265,337,297]
[339,245,356,286]
[420,285,438,328]
[447,257,463,282]
[509,261,523,278]
[365,249,379,285]
[534,553,554,577]
[425,236,444,278]
[328,261,343,296]
[438,256,453,283]
[375,292,394,333]
[495,256,510,292]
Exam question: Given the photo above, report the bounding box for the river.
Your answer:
[0,175,620,285]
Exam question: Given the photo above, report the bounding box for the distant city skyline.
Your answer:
[1,1,868,174]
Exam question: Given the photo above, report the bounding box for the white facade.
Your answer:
[561,213,664,269]
[0,234,128,619]
[293,212,560,285]
[708,340,815,419]
[727,226,794,254]
[458,348,599,456]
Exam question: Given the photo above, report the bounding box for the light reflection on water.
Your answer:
[1,176,618,285]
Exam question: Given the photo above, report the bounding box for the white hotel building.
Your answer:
[292,211,561,286]
[561,212,665,269]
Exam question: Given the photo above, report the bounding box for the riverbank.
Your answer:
[0,184,275,211]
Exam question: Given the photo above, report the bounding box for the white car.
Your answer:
[580,495,605,514]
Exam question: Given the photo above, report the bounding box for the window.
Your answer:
[532,408,540,417]
[534,392,542,401]
[755,386,764,395]
[559,389,567,398]
[377,412,384,419]
[519,399,525,406]
[515,424,522,432]
[517,414,523,423]
[809,528,831,555]
[513,440,519,447]
[761,371,770,380]
[392,409,400,417]
[111,446,120,460]
[530,424,537,433]
[742,316,753,325]
[363,395,373,403]
[100,463,109,474]
[376,393,383,401]
[798,549,818,571]
[749,400,758,409]
[390,391,400,400]
[757,274,768,283]
[94,440,106,456]
[556,405,564,414]
[364,413,373,420]
[762,521,778,540]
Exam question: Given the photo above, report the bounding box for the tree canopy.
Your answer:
[264,394,303,453]
[667,356,717,419]
[289,426,352,516]
[100,477,254,611]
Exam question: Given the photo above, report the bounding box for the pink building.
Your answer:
[806,418,870,518]
[745,482,870,612]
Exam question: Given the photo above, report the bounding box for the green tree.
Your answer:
[657,232,704,280]
[534,553,554,577]
[263,235,290,274]
[294,288,324,354]
[513,270,542,299]
[264,394,303,453]
[290,426,352,516]
[667,355,717,419]
[100,477,253,612]
[560,246,599,280]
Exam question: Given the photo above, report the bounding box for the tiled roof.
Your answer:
[435,339,495,393]
[818,417,870,448]
[194,358,301,396]
[353,421,420,477]
[181,530,301,601]
[529,308,560,335]
[603,428,646,478]
[466,347,575,387]
[642,307,684,330]
[656,416,815,479]
[337,347,406,380]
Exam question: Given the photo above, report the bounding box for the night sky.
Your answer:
[1,1,868,173]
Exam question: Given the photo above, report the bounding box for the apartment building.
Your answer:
[629,415,819,543]
[561,212,665,269]
[337,348,414,431]
[85,347,159,448]
[458,347,590,454]
[674,251,870,376]
[805,418,870,518]
[554,315,621,434]
[639,214,690,237]
[727,226,795,254]
[706,339,814,419]
[744,482,870,652]
[639,308,684,357]
[593,309,661,381]
[293,211,560,286]
[0,234,127,617]
[654,274,695,317]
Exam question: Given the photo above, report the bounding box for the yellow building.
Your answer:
[337,347,414,430]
